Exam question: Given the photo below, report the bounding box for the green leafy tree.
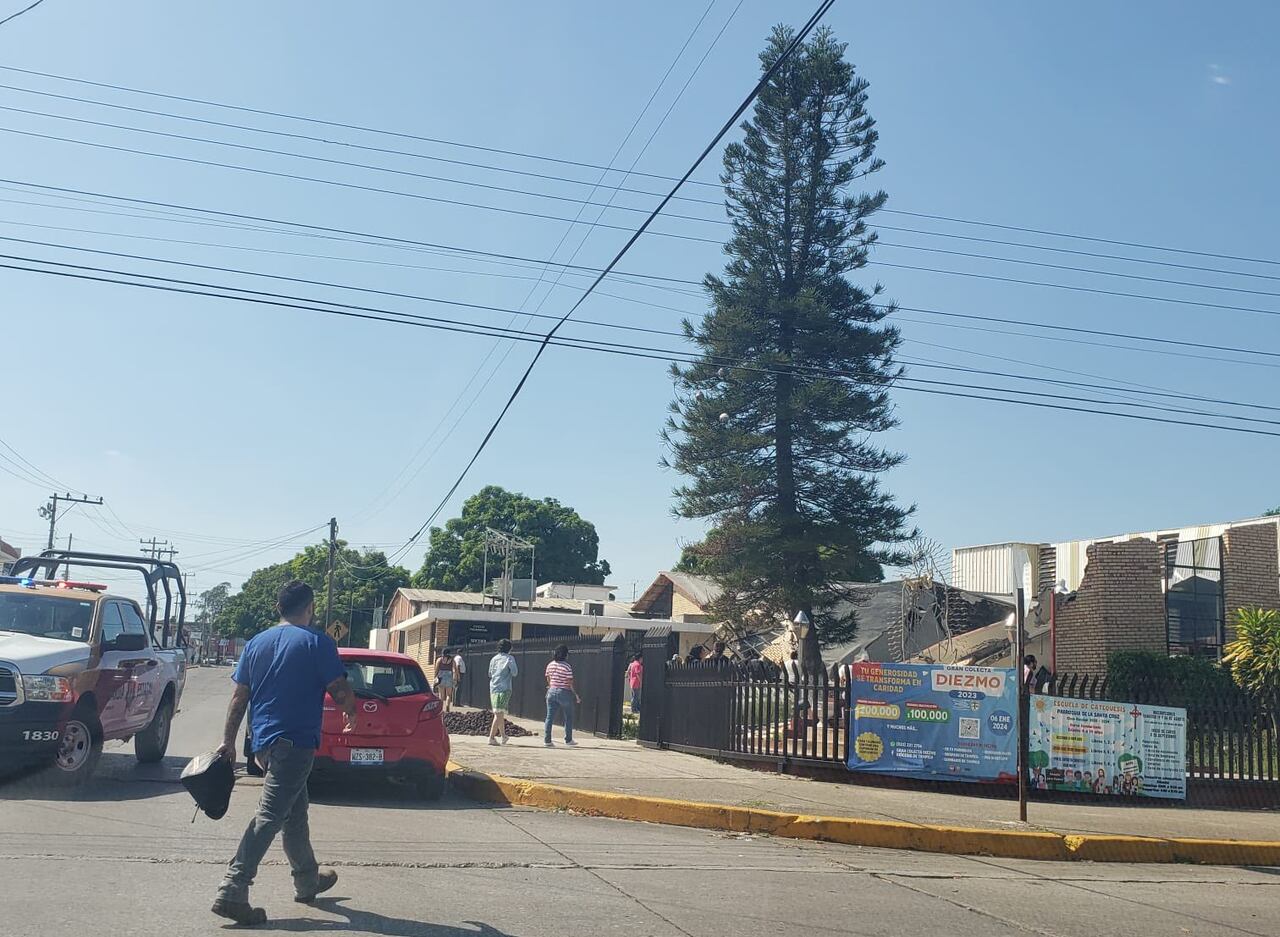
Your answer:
[663,25,912,664]
[1264,507,1280,517]
[1223,607,1280,696]
[412,485,610,591]
[215,543,409,647]
[196,581,231,624]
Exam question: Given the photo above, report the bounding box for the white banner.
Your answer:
[1028,695,1187,800]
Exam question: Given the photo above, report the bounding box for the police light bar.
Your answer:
[0,576,107,591]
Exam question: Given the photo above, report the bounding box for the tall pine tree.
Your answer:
[664,26,912,666]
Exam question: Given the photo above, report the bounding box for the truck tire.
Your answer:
[48,707,103,786]
[135,696,173,764]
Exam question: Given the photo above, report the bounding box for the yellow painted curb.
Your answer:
[445,761,1280,867]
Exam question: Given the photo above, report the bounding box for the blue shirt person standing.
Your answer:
[487,639,519,745]
[211,580,358,926]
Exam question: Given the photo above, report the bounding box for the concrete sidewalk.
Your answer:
[449,710,1280,844]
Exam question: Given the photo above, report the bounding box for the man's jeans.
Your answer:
[544,688,575,743]
[218,739,320,902]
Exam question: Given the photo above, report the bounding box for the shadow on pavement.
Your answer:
[307,781,480,812]
[0,753,186,802]
[245,897,520,935]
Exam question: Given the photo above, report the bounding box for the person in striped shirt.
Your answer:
[543,644,580,747]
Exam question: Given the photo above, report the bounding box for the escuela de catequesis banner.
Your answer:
[1028,696,1188,800]
[846,663,1018,783]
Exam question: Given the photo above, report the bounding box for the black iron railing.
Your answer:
[641,648,1280,800]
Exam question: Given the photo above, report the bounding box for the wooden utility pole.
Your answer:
[324,517,338,630]
[41,492,102,551]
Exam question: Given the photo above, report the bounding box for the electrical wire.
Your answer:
[10,108,1280,304]
[9,230,1275,418]
[0,0,46,29]
[349,0,738,526]
[5,62,1278,270]
[5,246,1277,434]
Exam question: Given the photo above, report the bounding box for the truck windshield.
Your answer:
[0,593,94,642]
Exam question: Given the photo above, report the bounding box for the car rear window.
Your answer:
[343,659,428,699]
[0,593,94,642]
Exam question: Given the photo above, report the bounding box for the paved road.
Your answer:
[0,666,1275,937]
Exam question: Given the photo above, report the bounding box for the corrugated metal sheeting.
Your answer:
[951,542,1040,596]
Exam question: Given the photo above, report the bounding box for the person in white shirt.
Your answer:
[453,649,467,705]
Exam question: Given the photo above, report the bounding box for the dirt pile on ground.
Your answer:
[444,710,533,737]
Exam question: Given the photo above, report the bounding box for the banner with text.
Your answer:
[1028,696,1187,800]
[846,662,1018,783]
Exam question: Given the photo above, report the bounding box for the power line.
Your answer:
[349,0,733,525]
[5,62,1278,271]
[11,175,1280,370]
[0,0,46,29]
[6,250,1279,442]
[9,230,1274,418]
[10,185,1280,381]
[10,104,1280,302]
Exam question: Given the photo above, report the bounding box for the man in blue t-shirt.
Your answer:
[211,580,357,925]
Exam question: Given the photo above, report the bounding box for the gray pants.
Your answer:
[218,739,320,902]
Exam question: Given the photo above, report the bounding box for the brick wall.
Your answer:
[1054,539,1166,674]
[1222,522,1280,640]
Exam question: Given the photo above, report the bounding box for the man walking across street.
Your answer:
[488,639,518,745]
[211,580,358,926]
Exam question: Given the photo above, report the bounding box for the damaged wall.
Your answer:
[1053,539,1166,674]
[1222,522,1280,640]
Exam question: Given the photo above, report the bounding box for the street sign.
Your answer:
[327,621,349,643]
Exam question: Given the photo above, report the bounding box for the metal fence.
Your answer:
[640,647,1280,803]
[454,634,627,738]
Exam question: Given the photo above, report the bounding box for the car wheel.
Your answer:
[416,775,446,801]
[48,709,103,786]
[135,697,173,764]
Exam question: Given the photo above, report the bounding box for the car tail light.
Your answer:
[420,697,442,719]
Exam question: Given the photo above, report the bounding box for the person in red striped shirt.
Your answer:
[543,644,580,747]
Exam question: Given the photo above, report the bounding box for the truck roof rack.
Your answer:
[10,550,188,647]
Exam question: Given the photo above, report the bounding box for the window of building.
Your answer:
[1164,536,1224,656]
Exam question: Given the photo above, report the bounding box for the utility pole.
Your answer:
[40,493,103,551]
[325,517,338,630]
[139,536,169,559]
[64,534,72,578]
[1015,587,1028,823]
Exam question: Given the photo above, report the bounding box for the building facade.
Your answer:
[952,515,1280,671]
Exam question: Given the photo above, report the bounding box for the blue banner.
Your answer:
[846,662,1018,783]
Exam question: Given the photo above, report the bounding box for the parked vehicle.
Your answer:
[243,647,449,799]
[0,551,189,785]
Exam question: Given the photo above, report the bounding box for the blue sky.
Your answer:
[0,1,1276,603]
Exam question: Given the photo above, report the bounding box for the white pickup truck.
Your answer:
[0,552,188,785]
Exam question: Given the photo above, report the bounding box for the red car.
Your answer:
[246,648,449,799]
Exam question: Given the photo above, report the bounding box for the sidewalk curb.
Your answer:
[446,761,1280,866]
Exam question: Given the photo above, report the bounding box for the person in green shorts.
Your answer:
[488,639,519,746]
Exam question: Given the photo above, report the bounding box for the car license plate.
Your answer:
[349,748,383,765]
